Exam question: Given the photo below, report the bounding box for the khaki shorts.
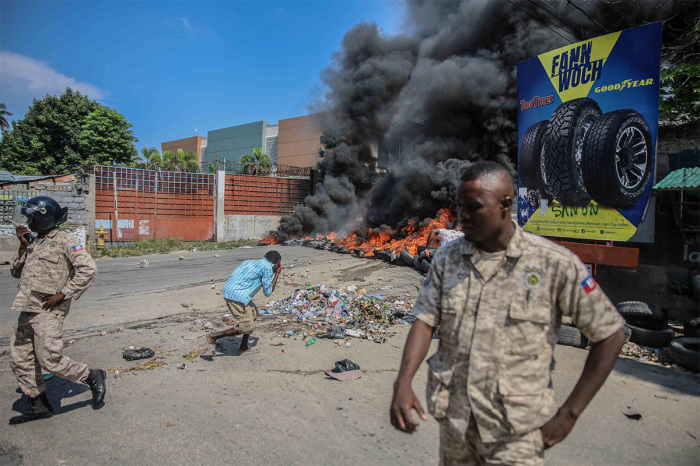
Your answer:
[225,299,258,335]
[440,416,544,465]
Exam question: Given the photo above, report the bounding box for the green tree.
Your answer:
[177,149,200,173]
[0,103,12,132]
[240,146,272,175]
[77,106,138,166]
[140,146,160,169]
[0,88,100,174]
[660,23,700,121]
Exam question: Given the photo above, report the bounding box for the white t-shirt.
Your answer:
[437,229,465,247]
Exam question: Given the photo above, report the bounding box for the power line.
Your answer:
[527,0,587,39]
[507,0,576,44]
[566,0,609,34]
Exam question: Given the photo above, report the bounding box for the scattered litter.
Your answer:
[123,347,155,361]
[139,260,149,268]
[211,285,216,289]
[333,359,360,373]
[306,338,316,347]
[124,358,167,372]
[114,370,120,378]
[100,331,107,336]
[214,254,220,258]
[270,343,284,346]
[621,401,643,420]
[223,314,231,318]
[177,362,187,370]
[192,248,197,252]
[279,349,286,354]
[218,397,232,404]
[202,321,215,332]
[178,256,184,260]
[380,285,394,290]
[182,346,208,360]
[43,374,54,381]
[325,369,363,381]
[687,431,697,440]
[165,422,176,427]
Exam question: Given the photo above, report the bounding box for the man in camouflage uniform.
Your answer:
[390,162,625,464]
[9,196,106,425]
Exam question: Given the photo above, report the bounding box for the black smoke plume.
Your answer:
[271,0,696,242]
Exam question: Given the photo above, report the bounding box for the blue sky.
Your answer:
[0,0,403,157]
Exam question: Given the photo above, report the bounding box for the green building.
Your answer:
[203,121,269,173]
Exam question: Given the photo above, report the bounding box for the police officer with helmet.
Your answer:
[8,196,106,424]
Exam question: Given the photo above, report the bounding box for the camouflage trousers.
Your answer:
[440,416,544,465]
[10,311,90,398]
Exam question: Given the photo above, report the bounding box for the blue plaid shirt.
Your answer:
[222,258,274,305]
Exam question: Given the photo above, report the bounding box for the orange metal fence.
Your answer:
[224,175,311,215]
[95,167,215,242]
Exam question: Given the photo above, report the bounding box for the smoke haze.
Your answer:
[271,0,695,242]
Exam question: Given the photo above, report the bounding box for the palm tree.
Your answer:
[0,103,13,131]
[240,146,272,175]
[141,147,162,170]
[178,149,200,173]
[162,150,178,171]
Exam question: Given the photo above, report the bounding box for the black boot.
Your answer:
[9,393,54,425]
[85,368,106,406]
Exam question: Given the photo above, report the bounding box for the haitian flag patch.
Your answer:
[72,245,84,252]
[581,275,597,294]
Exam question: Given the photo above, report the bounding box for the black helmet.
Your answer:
[19,196,68,233]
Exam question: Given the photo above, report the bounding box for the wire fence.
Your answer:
[0,189,43,224]
[199,161,313,178]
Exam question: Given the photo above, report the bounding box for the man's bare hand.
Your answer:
[540,407,577,449]
[42,292,66,310]
[390,381,428,433]
[16,226,31,247]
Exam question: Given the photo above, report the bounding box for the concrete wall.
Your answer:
[161,136,206,165]
[277,114,323,167]
[204,121,268,170]
[0,179,91,263]
[221,214,281,241]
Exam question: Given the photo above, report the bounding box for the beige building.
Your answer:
[277,114,323,168]
[161,136,207,165]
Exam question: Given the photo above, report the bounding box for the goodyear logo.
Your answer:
[595,78,654,93]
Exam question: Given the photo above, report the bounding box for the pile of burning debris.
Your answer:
[260,208,455,273]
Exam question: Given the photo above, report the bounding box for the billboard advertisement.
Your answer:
[517,22,662,242]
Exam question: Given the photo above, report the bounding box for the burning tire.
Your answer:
[581,110,653,207]
[420,259,430,273]
[542,98,601,205]
[519,120,547,191]
[401,248,415,266]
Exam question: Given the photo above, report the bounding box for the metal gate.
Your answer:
[95,166,215,242]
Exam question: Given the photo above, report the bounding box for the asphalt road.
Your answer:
[0,246,698,465]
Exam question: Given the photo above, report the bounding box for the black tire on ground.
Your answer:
[542,98,601,205]
[400,248,415,266]
[684,317,700,338]
[420,259,430,273]
[520,120,548,191]
[623,325,632,343]
[627,324,675,348]
[616,301,652,316]
[623,314,667,331]
[413,255,422,271]
[558,324,589,348]
[668,337,700,372]
[581,109,653,207]
[417,245,427,254]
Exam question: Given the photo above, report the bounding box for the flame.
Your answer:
[314,208,455,258]
[259,235,278,245]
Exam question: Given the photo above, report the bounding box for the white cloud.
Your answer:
[181,17,194,34]
[0,51,106,100]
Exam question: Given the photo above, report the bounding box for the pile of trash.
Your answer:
[261,284,416,343]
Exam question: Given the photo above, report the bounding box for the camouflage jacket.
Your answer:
[413,223,624,442]
[11,228,97,313]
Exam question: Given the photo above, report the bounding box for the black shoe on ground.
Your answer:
[9,393,54,425]
[85,368,106,406]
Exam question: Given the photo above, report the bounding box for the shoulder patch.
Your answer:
[581,275,597,294]
[72,244,84,252]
